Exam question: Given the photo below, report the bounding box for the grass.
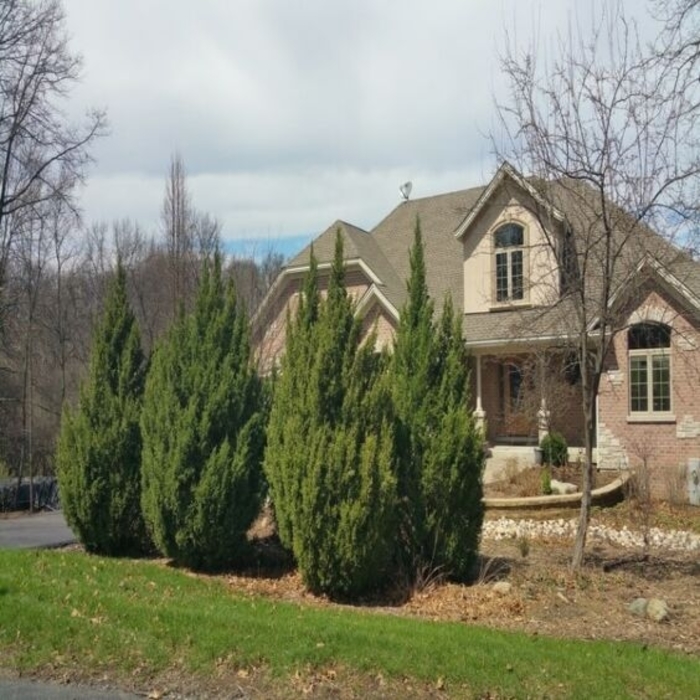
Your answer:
[1,549,698,698]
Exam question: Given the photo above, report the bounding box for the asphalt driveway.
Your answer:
[0,511,75,549]
[0,679,139,699]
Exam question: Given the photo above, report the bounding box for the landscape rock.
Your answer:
[481,517,700,553]
[492,581,512,596]
[646,598,669,622]
[550,479,578,495]
[628,598,648,617]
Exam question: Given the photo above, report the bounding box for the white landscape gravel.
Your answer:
[483,517,700,552]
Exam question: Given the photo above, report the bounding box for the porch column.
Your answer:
[537,398,550,444]
[474,354,486,433]
[536,355,550,444]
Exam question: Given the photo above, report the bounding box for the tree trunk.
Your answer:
[571,336,595,570]
[571,429,592,569]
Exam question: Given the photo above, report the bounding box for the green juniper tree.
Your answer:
[265,233,397,598]
[263,251,320,549]
[391,219,484,581]
[420,294,484,579]
[390,218,436,565]
[294,332,397,598]
[140,253,264,571]
[57,262,149,556]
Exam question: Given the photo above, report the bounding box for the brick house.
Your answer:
[253,163,700,500]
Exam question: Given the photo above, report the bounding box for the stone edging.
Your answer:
[483,471,631,510]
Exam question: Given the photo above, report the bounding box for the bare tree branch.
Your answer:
[0,0,107,331]
[494,0,700,569]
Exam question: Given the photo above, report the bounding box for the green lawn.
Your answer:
[0,549,697,698]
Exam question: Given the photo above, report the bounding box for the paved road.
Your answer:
[0,511,75,549]
[0,679,140,699]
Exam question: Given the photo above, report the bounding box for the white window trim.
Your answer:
[491,221,529,308]
[627,347,674,421]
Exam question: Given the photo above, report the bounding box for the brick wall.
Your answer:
[254,268,389,371]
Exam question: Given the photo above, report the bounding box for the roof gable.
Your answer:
[454,162,564,241]
[600,254,700,330]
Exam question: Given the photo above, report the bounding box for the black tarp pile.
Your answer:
[0,477,59,512]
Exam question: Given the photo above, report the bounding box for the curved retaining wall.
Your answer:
[483,472,631,510]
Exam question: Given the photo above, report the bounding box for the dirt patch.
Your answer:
[431,537,698,655]
[219,535,699,657]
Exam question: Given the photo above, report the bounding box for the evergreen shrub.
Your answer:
[140,254,264,571]
[57,263,149,556]
[540,432,568,467]
[264,235,397,598]
[390,219,485,582]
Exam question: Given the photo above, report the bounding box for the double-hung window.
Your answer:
[628,323,671,416]
[494,223,525,303]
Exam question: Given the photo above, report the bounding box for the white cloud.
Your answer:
[62,0,662,248]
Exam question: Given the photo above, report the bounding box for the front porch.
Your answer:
[471,351,588,450]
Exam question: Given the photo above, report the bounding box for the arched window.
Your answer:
[494,223,524,303]
[628,323,671,415]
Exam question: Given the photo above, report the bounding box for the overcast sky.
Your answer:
[61,0,660,259]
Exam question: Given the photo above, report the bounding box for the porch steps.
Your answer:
[483,445,594,485]
[483,445,537,485]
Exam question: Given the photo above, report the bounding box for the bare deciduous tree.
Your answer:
[0,0,106,329]
[13,197,51,509]
[227,248,284,316]
[495,1,700,569]
[162,153,192,315]
[161,153,221,317]
[654,0,699,78]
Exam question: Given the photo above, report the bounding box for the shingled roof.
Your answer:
[286,186,485,319]
[275,164,699,346]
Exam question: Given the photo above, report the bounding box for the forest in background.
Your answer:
[0,153,284,485]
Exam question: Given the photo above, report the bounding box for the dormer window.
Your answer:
[494,223,525,303]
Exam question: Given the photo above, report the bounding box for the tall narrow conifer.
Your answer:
[391,218,484,580]
[421,295,484,578]
[57,262,148,555]
[263,250,321,548]
[140,254,264,570]
[265,233,397,598]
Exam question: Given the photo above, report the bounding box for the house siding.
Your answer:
[462,188,559,313]
[254,268,375,372]
[597,289,700,501]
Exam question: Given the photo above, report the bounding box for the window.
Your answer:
[628,323,671,415]
[494,223,525,303]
